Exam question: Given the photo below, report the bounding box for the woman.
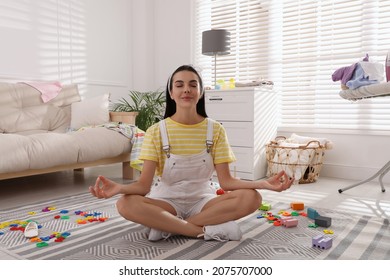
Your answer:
[89,65,294,242]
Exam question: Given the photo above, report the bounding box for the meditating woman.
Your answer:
[89,64,294,241]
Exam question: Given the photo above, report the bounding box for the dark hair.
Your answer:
[164,65,208,119]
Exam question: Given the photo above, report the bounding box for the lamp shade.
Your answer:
[202,29,230,56]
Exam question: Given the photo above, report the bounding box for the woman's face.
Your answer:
[170,70,201,110]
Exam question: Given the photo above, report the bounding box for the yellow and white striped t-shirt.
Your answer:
[139,117,236,176]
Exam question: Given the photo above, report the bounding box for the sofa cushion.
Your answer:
[69,127,131,162]
[0,82,80,133]
[0,128,131,173]
[27,133,80,169]
[0,105,68,133]
[0,134,31,173]
[0,133,80,172]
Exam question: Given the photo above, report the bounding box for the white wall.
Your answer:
[0,0,132,101]
[277,129,390,184]
[131,0,193,91]
[0,0,192,101]
[153,0,193,90]
[83,0,131,100]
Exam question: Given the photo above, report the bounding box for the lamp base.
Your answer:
[214,54,217,89]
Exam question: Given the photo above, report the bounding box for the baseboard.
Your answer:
[321,163,390,184]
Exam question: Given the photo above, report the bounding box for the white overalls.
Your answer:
[147,118,217,219]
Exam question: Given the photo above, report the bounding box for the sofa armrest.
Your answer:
[109,112,138,125]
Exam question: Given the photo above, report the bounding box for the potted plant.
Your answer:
[110,89,165,131]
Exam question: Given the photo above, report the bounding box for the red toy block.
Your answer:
[216,188,225,195]
[273,220,282,226]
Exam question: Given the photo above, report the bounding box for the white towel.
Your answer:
[359,61,384,82]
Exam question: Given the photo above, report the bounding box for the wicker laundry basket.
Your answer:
[265,136,326,184]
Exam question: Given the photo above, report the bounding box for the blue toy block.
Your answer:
[307,207,319,219]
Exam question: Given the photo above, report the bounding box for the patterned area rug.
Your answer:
[0,193,388,260]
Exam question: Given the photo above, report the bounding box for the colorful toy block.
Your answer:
[307,207,320,220]
[312,235,332,249]
[280,216,292,223]
[290,202,304,211]
[323,229,334,234]
[259,203,272,211]
[280,217,298,228]
[315,216,332,227]
[216,188,225,195]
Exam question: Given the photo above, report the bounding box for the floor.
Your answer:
[0,163,389,260]
[1,163,389,219]
[0,164,129,210]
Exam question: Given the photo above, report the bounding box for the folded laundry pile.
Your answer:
[332,54,384,90]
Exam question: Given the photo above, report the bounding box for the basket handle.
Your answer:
[268,136,286,145]
[300,140,323,148]
[267,137,324,148]
[275,136,286,141]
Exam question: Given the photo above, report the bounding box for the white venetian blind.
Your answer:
[193,0,270,88]
[279,0,390,133]
[194,0,390,133]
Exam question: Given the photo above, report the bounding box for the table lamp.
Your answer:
[202,29,230,88]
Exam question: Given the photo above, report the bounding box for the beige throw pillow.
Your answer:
[70,94,110,130]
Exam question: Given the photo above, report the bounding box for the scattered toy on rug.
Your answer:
[0,206,109,249]
[216,188,225,195]
[307,207,320,219]
[290,202,305,211]
[24,221,39,238]
[280,216,298,228]
[255,201,335,249]
[259,202,272,211]
[312,235,333,249]
[315,216,332,227]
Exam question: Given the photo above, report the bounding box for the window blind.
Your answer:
[193,0,270,87]
[194,0,390,134]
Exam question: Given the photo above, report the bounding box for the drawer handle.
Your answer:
[209,97,223,101]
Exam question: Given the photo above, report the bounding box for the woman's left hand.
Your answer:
[263,171,294,192]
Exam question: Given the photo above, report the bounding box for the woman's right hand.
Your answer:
[89,175,122,199]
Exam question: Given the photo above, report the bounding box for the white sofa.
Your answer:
[0,82,137,180]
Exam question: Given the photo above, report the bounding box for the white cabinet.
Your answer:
[205,87,277,180]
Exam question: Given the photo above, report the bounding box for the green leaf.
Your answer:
[110,89,166,131]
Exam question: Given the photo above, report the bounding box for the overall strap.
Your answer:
[160,118,214,157]
[159,120,171,158]
[206,118,214,153]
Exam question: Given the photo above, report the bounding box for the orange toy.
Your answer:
[290,202,304,211]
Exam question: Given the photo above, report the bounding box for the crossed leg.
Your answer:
[116,189,262,238]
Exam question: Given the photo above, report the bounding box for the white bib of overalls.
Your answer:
[148,118,216,209]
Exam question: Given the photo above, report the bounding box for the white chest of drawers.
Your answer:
[205,87,277,180]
